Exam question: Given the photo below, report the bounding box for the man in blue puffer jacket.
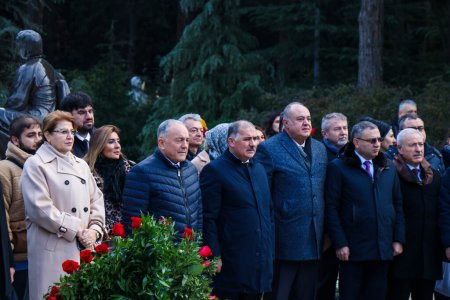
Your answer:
[122,119,202,236]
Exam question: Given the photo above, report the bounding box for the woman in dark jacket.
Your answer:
[84,125,134,235]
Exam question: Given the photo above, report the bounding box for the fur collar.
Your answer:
[393,154,434,185]
[340,142,388,169]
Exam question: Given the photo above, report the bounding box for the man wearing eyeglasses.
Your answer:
[325,121,405,300]
[60,92,95,158]
[179,113,204,161]
[397,113,445,176]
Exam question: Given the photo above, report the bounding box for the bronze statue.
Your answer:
[0,30,69,158]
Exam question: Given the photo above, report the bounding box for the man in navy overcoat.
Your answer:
[201,120,273,300]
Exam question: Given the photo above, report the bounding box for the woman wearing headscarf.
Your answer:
[192,123,229,174]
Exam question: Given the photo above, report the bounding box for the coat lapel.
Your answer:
[279,132,310,171]
[37,142,88,180]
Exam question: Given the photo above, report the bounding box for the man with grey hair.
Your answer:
[201,120,273,299]
[321,112,349,162]
[325,121,405,300]
[387,128,441,299]
[122,119,202,236]
[392,99,417,137]
[317,112,348,300]
[395,114,445,175]
[255,102,328,300]
[179,113,204,161]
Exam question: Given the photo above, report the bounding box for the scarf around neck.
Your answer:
[95,156,126,204]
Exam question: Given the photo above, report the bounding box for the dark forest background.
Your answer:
[0,0,449,160]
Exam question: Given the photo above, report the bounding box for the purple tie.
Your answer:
[413,168,420,180]
[363,161,372,178]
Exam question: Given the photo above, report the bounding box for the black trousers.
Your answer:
[339,261,389,300]
[215,290,263,300]
[13,269,27,300]
[264,260,319,300]
[316,247,339,300]
[387,278,435,300]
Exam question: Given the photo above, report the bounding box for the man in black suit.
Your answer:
[325,121,405,300]
[60,91,95,158]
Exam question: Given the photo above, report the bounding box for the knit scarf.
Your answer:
[95,156,126,204]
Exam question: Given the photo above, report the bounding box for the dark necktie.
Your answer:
[413,168,421,181]
[363,161,372,178]
[82,139,89,151]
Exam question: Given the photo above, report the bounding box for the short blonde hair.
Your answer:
[42,110,76,141]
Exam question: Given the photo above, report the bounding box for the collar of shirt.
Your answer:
[229,149,250,164]
[406,163,421,180]
[292,138,306,150]
[354,150,374,174]
[75,132,91,142]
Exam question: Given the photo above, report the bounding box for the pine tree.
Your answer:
[160,0,267,121]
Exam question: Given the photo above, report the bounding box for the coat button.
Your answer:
[71,207,77,213]
[84,207,88,212]
[81,179,86,184]
[65,180,70,185]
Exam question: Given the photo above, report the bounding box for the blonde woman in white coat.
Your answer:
[21,111,105,300]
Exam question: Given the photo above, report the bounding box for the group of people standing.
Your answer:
[0,91,449,300]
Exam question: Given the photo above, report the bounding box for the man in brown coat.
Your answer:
[0,115,42,299]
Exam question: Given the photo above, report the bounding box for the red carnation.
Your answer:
[131,217,142,229]
[80,249,93,263]
[311,127,316,136]
[50,285,60,296]
[182,227,194,240]
[62,260,79,274]
[201,260,211,269]
[95,243,109,255]
[208,296,217,299]
[112,223,125,238]
[47,297,56,300]
[198,246,213,258]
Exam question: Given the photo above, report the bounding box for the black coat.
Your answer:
[439,168,450,249]
[325,143,405,261]
[0,184,14,299]
[200,150,273,293]
[390,158,442,280]
[122,149,202,236]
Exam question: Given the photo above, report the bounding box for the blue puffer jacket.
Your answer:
[122,149,202,236]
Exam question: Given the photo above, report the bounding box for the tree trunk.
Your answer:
[358,0,384,90]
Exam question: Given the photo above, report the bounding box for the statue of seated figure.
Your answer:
[0,30,69,158]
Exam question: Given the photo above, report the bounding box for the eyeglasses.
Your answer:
[407,126,425,132]
[356,137,383,144]
[52,129,77,136]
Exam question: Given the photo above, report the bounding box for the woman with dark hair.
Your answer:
[255,125,266,145]
[21,111,105,300]
[84,125,134,235]
[262,111,280,138]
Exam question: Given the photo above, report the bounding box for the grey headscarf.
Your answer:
[206,123,229,160]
